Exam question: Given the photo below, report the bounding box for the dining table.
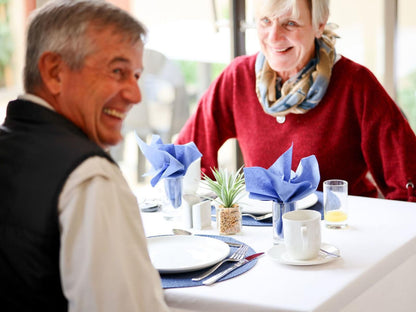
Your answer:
[138,186,416,312]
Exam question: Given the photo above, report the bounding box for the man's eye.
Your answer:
[111,68,125,80]
[113,68,122,75]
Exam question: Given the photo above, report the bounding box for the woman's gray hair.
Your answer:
[254,0,330,30]
[24,0,147,92]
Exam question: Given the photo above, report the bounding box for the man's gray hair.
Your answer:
[24,0,147,92]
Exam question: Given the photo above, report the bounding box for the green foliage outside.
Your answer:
[398,71,416,133]
[175,60,226,110]
[175,60,226,86]
[0,0,13,87]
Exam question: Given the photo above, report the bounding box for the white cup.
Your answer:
[283,210,322,260]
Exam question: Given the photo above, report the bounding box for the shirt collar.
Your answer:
[18,93,56,112]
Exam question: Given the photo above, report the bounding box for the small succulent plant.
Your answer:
[202,166,245,208]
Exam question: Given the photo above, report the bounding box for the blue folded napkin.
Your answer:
[136,135,202,208]
[243,145,320,203]
[135,134,202,187]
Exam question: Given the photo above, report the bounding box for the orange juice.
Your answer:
[325,210,348,223]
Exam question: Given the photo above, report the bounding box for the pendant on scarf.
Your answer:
[276,116,286,124]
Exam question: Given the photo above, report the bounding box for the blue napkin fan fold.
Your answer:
[135,134,202,187]
[244,145,320,203]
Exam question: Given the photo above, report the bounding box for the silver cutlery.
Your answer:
[319,248,340,258]
[203,252,264,285]
[192,244,249,281]
[241,212,273,221]
[172,228,242,248]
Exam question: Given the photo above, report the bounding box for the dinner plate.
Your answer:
[147,235,230,273]
[239,192,318,215]
[267,243,340,266]
[295,193,319,210]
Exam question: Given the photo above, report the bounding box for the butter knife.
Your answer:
[203,252,264,285]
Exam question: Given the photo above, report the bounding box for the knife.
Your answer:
[172,229,242,248]
[203,252,264,285]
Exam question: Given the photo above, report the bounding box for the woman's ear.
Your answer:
[316,22,326,38]
[37,52,64,95]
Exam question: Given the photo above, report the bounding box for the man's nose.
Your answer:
[122,77,142,104]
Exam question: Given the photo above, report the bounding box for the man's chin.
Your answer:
[95,135,123,150]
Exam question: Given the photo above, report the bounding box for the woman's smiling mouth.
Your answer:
[272,47,291,53]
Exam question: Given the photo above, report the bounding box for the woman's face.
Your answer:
[256,0,324,81]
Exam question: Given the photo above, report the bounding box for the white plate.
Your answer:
[239,192,318,215]
[267,243,340,266]
[239,193,273,215]
[295,193,319,210]
[147,235,230,273]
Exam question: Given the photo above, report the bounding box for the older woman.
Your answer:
[176,0,416,201]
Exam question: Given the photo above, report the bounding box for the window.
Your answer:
[397,0,416,131]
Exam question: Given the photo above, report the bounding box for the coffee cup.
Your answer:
[283,210,321,260]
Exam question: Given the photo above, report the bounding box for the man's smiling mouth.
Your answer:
[103,108,125,119]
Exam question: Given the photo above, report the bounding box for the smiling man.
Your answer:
[0,1,171,311]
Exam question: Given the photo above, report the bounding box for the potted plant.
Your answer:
[202,167,245,235]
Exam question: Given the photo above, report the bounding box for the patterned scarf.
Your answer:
[255,28,338,121]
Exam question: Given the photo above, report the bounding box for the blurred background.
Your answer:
[0,0,415,189]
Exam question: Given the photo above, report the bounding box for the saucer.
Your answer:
[267,243,340,266]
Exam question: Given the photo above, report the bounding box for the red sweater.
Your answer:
[176,55,416,201]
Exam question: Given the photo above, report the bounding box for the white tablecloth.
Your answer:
[141,195,416,312]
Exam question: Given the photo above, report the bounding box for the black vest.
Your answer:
[0,100,114,311]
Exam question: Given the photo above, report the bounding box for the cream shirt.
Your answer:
[18,94,172,312]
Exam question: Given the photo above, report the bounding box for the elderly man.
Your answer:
[0,1,173,311]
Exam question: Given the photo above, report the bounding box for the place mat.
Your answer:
[211,192,323,226]
[160,235,257,289]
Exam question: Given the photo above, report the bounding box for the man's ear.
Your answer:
[37,52,64,95]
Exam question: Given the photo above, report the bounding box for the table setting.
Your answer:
[135,138,416,311]
[148,234,261,288]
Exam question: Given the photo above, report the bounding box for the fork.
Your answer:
[192,244,249,281]
[241,212,273,221]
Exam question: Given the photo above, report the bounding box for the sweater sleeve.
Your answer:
[354,66,416,201]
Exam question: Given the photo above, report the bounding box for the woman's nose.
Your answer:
[269,23,286,42]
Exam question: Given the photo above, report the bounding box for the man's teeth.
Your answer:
[103,108,125,119]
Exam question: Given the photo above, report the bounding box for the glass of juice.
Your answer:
[323,180,348,229]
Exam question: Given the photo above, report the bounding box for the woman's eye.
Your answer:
[260,17,271,24]
[287,21,297,27]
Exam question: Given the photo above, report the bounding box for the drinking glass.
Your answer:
[323,179,348,229]
[162,176,183,220]
[272,201,296,244]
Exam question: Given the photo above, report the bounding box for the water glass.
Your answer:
[162,176,184,220]
[272,201,296,244]
[323,179,348,229]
